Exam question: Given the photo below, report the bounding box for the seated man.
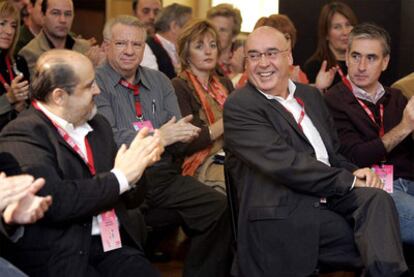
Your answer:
[146,3,192,79]
[18,0,98,75]
[0,172,52,277]
[0,49,163,277]
[223,26,407,276]
[95,15,232,277]
[325,23,414,244]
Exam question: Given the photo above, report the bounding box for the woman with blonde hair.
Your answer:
[172,19,233,193]
[0,0,30,130]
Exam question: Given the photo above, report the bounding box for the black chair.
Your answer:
[224,158,239,246]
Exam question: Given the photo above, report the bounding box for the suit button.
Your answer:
[79,250,84,255]
[313,202,320,208]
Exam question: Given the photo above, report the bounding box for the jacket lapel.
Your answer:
[33,108,93,175]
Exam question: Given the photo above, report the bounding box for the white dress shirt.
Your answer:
[155,33,180,72]
[258,80,331,166]
[36,102,129,234]
[141,43,159,70]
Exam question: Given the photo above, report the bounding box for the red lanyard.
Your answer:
[119,79,142,119]
[338,68,385,137]
[283,97,305,131]
[337,67,352,92]
[32,101,96,175]
[0,56,14,90]
[356,99,384,137]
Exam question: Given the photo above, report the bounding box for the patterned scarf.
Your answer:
[181,69,228,176]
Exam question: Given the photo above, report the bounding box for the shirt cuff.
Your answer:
[350,176,356,190]
[111,168,130,194]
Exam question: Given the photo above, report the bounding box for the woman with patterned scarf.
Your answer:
[172,19,234,194]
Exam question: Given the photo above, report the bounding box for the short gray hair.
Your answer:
[154,3,192,33]
[348,23,391,56]
[103,15,147,41]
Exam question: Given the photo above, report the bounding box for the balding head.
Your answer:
[31,49,92,102]
[246,26,290,54]
[245,26,293,98]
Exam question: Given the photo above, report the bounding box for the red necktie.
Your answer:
[119,79,142,118]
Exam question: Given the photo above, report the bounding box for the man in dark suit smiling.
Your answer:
[223,26,407,277]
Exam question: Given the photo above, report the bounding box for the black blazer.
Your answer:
[223,82,357,276]
[0,107,146,277]
[146,36,176,79]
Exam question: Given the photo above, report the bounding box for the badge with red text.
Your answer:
[132,120,154,132]
[98,209,122,252]
[372,164,394,193]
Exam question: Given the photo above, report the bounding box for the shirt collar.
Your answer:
[155,33,176,53]
[36,101,93,136]
[43,30,75,50]
[348,75,385,104]
[100,61,151,90]
[257,79,297,103]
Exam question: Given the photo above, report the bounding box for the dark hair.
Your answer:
[254,14,297,48]
[349,23,391,56]
[154,3,191,33]
[177,19,220,71]
[41,0,47,14]
[30,0,36,6]
[31,58,79,101]
[307,1,358,68]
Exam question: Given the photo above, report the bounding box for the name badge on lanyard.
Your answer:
[98,210,122,252]
[133,120,154,132]
[372,164,394,193]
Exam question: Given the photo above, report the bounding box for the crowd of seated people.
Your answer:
[1,0,414,276]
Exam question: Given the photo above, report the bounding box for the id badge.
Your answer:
[371,164,394,193]
[98,209,122,252]
[132,120,154,132]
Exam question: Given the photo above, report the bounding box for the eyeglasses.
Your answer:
[111,40,145,51]
[246,49,289,62]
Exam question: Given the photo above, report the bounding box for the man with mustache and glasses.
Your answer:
[95,15,232,277]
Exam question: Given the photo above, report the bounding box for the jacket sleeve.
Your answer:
[224,88,354,198]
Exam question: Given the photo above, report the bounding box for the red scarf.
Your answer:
[181,70,228,176]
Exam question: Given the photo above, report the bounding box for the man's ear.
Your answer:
[382,54,390,72]
[50,88,67,106]
[287,51,293,66]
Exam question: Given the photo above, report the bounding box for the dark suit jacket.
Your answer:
[146,36,176,79]
[325,82,414,181]
[223,82,357,277]
[0,107,146,277]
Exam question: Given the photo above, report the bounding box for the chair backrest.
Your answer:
[224,156,239,244]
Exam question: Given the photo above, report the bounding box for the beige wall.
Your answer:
[106,0,211,20]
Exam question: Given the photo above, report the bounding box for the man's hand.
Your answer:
[159,115,201,146]
[2,176,52,225]
[85,45,106,67]
[0,173,35,211]
[381,96,414,152]
[114,127,164,185]
[400,96,414,133]
[353,168,383,189]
